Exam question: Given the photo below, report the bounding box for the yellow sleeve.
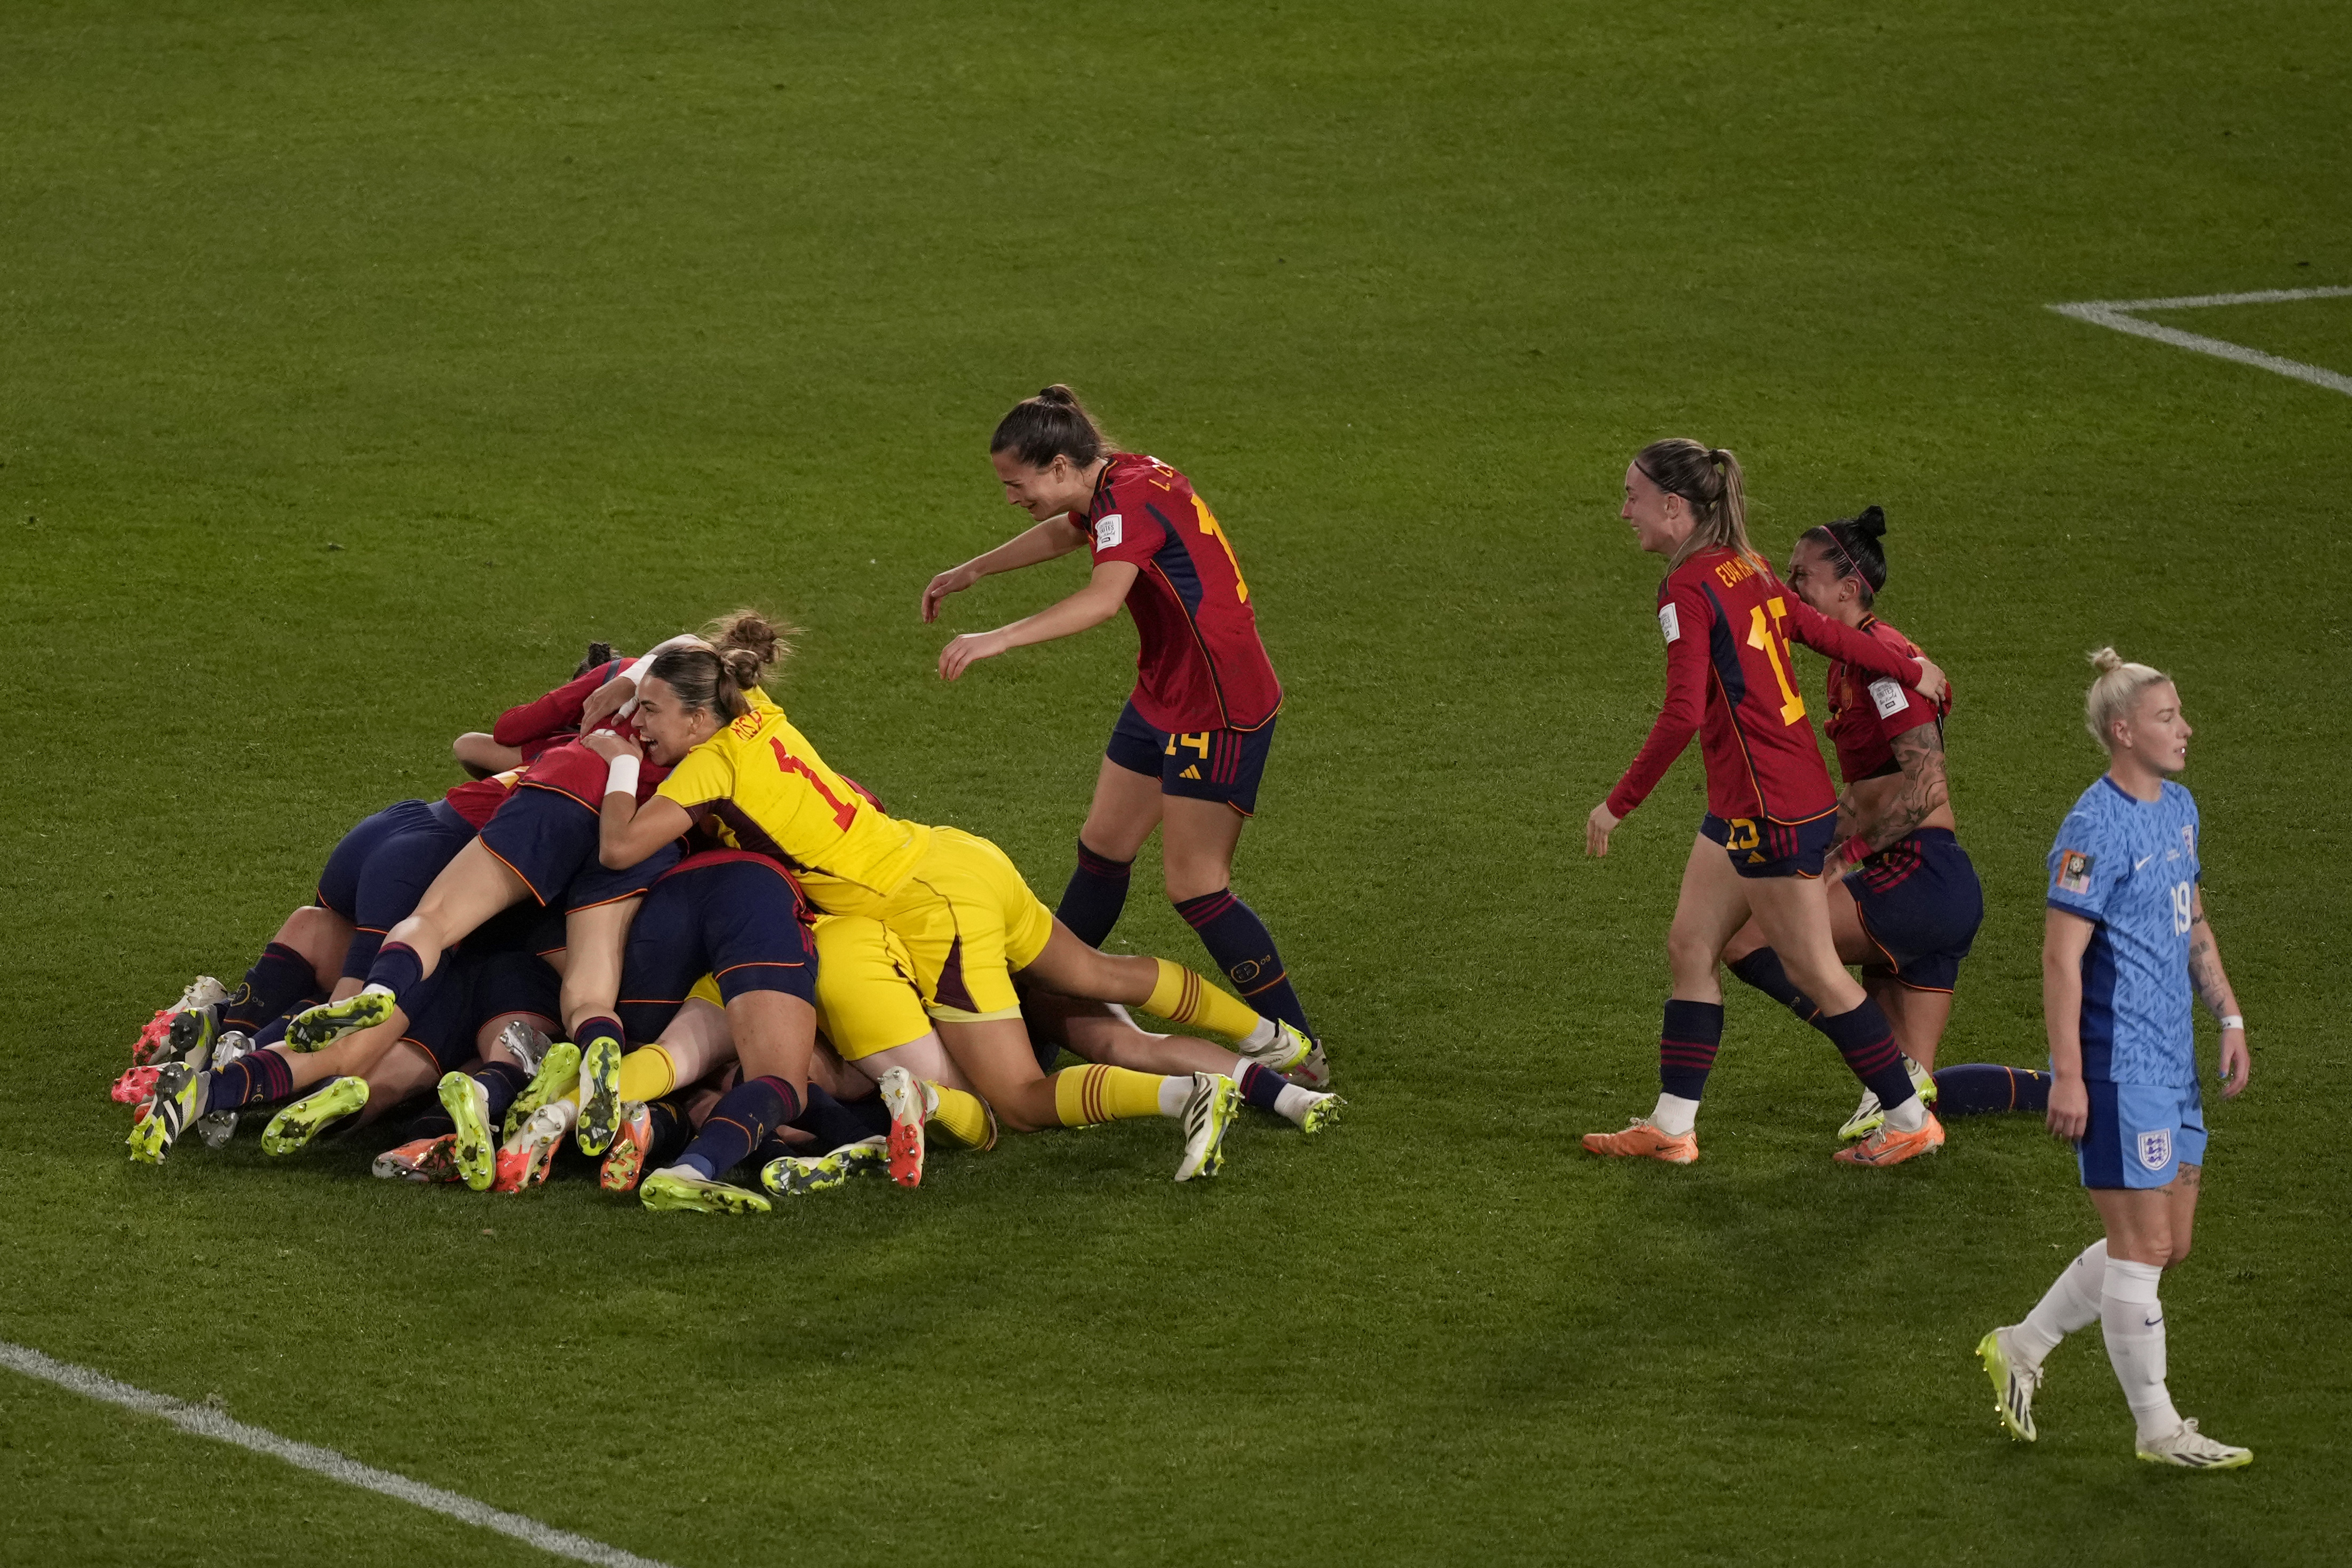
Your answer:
[657,736,735,810]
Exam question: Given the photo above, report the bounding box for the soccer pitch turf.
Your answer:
[3,0,2347,1561]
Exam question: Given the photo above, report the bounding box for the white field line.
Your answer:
[0,1341,678,1568]
[2049,285,2352,397]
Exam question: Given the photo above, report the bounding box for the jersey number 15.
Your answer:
[1745,598,1807,725]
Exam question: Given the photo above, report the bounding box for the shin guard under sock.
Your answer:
[678,1074,799,1180]
[1056,840,1134,949]
[1173,889,1312,1038]
[204,1047,296,1115]
[364,942,426,1008]
[1816,999,1917,1112]
[792,1083,890,1150]
[222,944,317,1033]
[1050,1064,1169,1127]
[2015,1239,2108,1365]
[616,1044,680,1103]
[1933,1063,2052,1117]
[1658,999,1726,1102]
[1723,948,1823,1026]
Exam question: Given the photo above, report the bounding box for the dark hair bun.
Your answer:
[575,640,616,678]
[1038,384,1078,406]
[1853,504,1888,541]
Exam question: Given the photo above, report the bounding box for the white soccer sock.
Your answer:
[1274,1084,1319,1126]
[2013,1239,2107,1366]
[2101,1257,2182,1442]
[1240,1015,1280,1052]
[1884,1093,1927,1133]
[1649,1093,1700,1137]
[1156,1075,1191,1117]
[360,982,396,1000]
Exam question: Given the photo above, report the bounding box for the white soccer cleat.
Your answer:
[1237,1020,1314,1076]
[194,1031,253,1149]
[2136,1418,2252,1470]
[1175,1072,1238,1182]
[1288,1036,1331,1090]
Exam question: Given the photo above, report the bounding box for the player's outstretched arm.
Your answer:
[939,560,1139,681]
[2188,887,2250,1098]
[2043,907,2096,1140]
[921,516,1091,623]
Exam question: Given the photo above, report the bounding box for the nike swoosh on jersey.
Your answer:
[2135,855,2154,870]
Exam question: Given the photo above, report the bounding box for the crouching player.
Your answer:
[1976,650,2253,1469]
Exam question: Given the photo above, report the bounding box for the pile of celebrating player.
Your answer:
[116,399,2258,1469]
[118,386,1340,1215]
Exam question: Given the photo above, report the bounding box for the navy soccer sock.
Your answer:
[1173,888,1313,1038]
[249,1002,313,1049]
[1723,948,1823,1026]
[791,1083,890,1150]
[1055,839,1134,948]
[643,1095,695,1170]
[1235,1061,1289,1113]
[403,1107,457,1141]
[204,1048,295,1115]
[1658,999,1726,1101]
[1816,1000,1917,1110]
[1932,1064,2052,1117]
[470,1060,530,1127]
[221,944,317,1033]
[364,942,426,1007]
[677,1075,799,1180]
[574,1013,624,1065]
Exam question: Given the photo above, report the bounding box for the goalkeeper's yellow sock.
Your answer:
[925,1082,996,1150]
[616,1044,678,1103]
[1051,1063,1177,1127]
[1143,958,1266,1045]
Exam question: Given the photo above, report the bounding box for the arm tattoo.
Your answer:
[2188,920,2236,1020]
[1851,723,1950,853]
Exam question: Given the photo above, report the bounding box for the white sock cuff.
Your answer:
[360,982,395,999]
[2103,1257,2163,1304]
[1650,1093,1701,1137]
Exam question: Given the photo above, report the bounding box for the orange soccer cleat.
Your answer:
[1833,1112,1945,1167]
[112,1064,163,1106]
[599,1102,656,1193]
[878,1066,927,1188]
[1581,1119,1699,1164]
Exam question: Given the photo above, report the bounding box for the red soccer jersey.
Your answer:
[443,768,523,829]
[1823,615,1951,785]
[1606,546,1928,823]
[493,658,626,752]
[1082,455,1282,732]
[518,722,671,811]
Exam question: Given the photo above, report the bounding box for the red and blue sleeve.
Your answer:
[1606,583,1712,819]
[1088,482,1169,571]
[1784,604,1922,686]
[492,658,625,747]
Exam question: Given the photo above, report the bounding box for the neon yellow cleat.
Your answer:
[1175,1072,1238,1182]
[260,1076,369,1157]
[1840,1055,1938,1141]
[500,1041,579,1141]
[439,1071,497,1191]
[760,1136,889,1197]
[126,1061,210,1165]
[1975,1327,2040,1442]
[287,990,395,1052]
[1297,1092,1346,1135]
[640,1165,770,1216]
[575,1034,624,1157]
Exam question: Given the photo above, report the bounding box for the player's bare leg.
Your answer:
[290,841,529,1048]
[936,1013,1235,1180]
[1019,923,1308,1072]
[641,992,819,1216]
[560,897,638,1156]
[1029,989,1341,1132]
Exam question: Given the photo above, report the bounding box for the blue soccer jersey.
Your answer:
[2046,777,2201,1088]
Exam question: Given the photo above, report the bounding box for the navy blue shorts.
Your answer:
[1105,700,1278,815]
[478,784,681,912]
[315,798,479,980]
[617,850,816,1044]
[395,951,562,1073]
[1701,810,1836,880]
[1846,829,1983,992]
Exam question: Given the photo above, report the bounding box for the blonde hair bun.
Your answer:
[2083,647,2169,751]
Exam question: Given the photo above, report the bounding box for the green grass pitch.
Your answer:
[3,1,2348,1562]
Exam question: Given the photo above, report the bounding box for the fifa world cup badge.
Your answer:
[2056,850,2094,895]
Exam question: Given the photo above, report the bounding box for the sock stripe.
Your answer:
[1235,967,1289,998]
[1175,893,1238,929]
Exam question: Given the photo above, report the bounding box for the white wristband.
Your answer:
[604,753,641,798]
[2218,1014,2244,1032]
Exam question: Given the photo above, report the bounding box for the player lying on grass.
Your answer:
[1975,650,2253,1470]
[587,642,1318,1208]
[1715,507,1988,1141]
[924,385,1326,1087]
[286,615,786,1166]
[1581,440,1952,1168]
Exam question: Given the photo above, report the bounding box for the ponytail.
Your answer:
[648,609,793,723]
[990,384,1120,470]
[1636,439,1755,569]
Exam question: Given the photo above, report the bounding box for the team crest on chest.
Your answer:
[2137,1128,2173,1172]
[2182,824,2196,857]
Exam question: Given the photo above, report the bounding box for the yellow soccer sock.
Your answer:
[925,1083,995,1150]
[1050,1063,1172,1127]
[616,1044,678,1103]
[1144,958,1264,1044]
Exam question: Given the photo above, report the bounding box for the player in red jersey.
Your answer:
[920,385,1324,1084]
[286,614,783,1161]
[1580,440,1952,1167]
[1718,507,1989,1141]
